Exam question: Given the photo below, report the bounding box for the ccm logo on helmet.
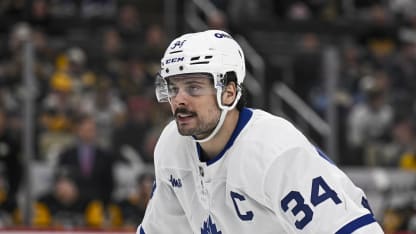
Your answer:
[214,32,231,39]
[165,57,185,64]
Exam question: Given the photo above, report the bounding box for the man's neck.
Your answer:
[198,109,240,160]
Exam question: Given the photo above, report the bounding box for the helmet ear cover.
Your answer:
[219,71,241,107]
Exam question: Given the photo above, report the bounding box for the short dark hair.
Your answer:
[224,72,246,111]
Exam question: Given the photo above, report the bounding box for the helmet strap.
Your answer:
[193,87,241,143]
[194,108,228,143]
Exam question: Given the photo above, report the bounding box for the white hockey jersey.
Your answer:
[137,108,383,233]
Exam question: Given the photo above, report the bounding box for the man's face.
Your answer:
[55,177,79,204]
[167,73,220,140]
[77,118,97,144]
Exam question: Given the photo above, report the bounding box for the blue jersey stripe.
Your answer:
[138,225,145,234]
[315,146,335,165]
[335,213,376,234]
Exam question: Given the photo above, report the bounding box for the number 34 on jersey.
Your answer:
[231,175,370,231]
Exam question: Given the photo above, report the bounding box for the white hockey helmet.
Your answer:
[155,30,245,110]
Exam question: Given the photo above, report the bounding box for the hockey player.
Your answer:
[137,30,384,233]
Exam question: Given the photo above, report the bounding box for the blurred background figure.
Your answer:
[112,96,153,164]
[116,4,144,43]
[56,114,114,206]
[78,78,126,149]
[0,109,22,226]
[92,27,125,79]
[347,75,394,166]
[48,0,77,18]
[110,172,154,230]
[28,0,51,29]
[63,46,96,97]
[292,33,323,106]
[381,196,416,234]
[142,23,167,68]
[80,0,117,19]
[38,71,76,163]
[395,117,416,171]
[33,169,105,228]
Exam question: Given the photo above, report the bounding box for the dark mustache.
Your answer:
[174,108,196,117]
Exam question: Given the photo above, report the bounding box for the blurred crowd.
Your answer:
[264,1,416,233]
[269,1,416,169]
[0,0,170,230]
[0,0,416,233]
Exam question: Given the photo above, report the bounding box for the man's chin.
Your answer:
[176,127,194,136]
[177,128,207,139]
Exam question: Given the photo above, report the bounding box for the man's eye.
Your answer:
[188,86,202,95]
[190,85,201,91]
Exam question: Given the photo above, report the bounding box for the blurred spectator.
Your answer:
[116,4,144,43]
[357,4,398,69]
[228,0,274,28]
[102,28,124,59]
[0,0,25,22]
[0,109,22,226]
[390,0,416,20]
[28,0,52,29]
[272,0,333,20]
[382,207,408,234]
[382,197,416,234]
[142,24,168,66]
[347,74,394,165]
[40,72,75,134]
[207,10,228,30]
[31,29,56,101]
[33,169,105,228]
[329,42,364,165]
[81,0,117,19]
[1,23,32,90]
[394,117,416,170]
[1,25,54,104]
[49,0,77,18]
[338,42,365,104]
[141,126,163,163]
[390,42,416,113]
[57,114,114,205]
[112,96,153,163]
[303,0,333,20]
[287,2,312,20]
[396,10,416,44]
[0,89,19,117]
[110,172,154,230]
[64,47,96,96]
[92,28,125,79]
[79,78,126,149]
[365,114,416,167]
[291,33,322,105]
[117,56,154,99]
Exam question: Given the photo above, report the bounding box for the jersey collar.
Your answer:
[196,107,253,165]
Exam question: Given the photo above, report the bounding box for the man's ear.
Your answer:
[222,82,237,106]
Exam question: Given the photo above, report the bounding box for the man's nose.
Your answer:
[171,87,189,104]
